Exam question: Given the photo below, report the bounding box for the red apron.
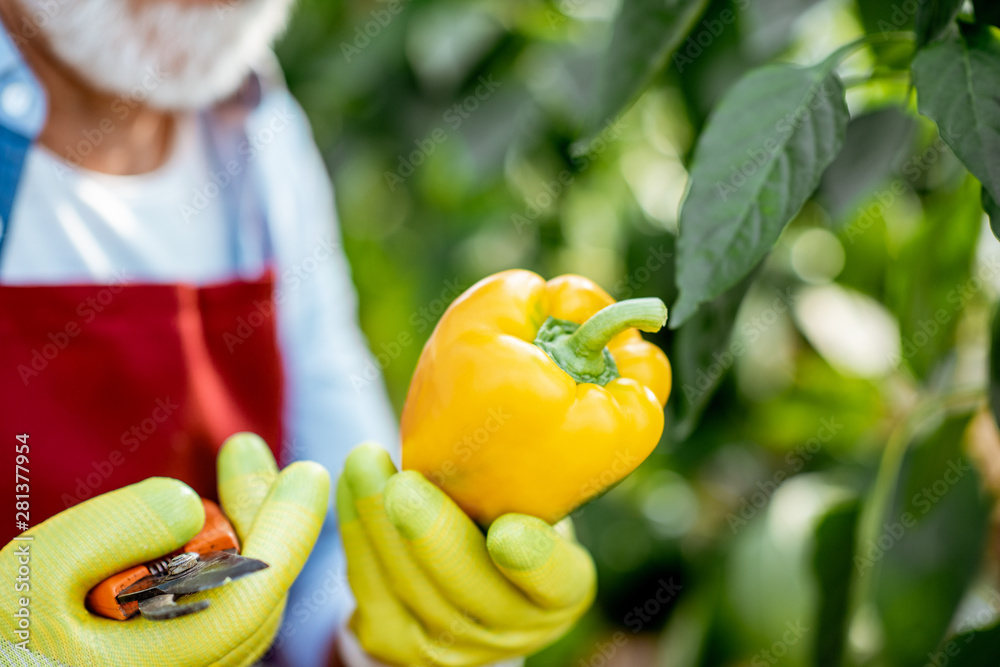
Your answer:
[0,271,284,544]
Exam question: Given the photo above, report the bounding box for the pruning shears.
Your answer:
[85,499,268,621]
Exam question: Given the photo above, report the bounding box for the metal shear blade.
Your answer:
[117,551,269,620]
[136,595,210,621]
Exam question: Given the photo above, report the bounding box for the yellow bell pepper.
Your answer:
[401,269,671,525]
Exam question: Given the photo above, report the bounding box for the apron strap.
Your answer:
[200,103,273,277]
[198,70,273,276]
[0,29,47,263]
[0,124,30,259]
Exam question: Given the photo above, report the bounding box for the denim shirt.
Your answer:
[0,27,399,667]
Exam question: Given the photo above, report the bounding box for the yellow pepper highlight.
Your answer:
[401,269,672,525]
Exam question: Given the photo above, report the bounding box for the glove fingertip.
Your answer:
[240,463,330,563]
[273,461,332,516]
[486,514,557,572]
[384,471,444,540]
[488,514,597,610]
[344,442,397,499]
[128,477,205,545]
[218,432,279,486]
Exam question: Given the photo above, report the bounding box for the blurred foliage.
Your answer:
[275,0,1000,664]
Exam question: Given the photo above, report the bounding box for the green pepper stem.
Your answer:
[568,298,668,358]
[533,297,668,385]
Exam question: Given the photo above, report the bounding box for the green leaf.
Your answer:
[856,0,915,36]
[936,623,1000,667]
[818,107,918,220]
[669,267,757,440]
[885,175,981,378]
[984,186,1000,241]
[585,0,710,140]
[912,22,1000,205]
[991,305,1000,426]
[855,0,918,67]
[658,579,719,667]
[859,410,992,667]
[811,498,861,667]
[671,60,849,326]
[916,0,966,47]
[974,0,1000,28]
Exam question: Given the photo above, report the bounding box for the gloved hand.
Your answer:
[0,433,329,666]
[338,443,596,666]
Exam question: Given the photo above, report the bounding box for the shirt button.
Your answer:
[1,81,32,119]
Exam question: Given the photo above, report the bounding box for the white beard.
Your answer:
[19,0,296,110]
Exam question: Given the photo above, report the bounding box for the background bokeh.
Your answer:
[275,1,1000,665]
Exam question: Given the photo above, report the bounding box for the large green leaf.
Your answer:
[669,267,757,441]
[856,0,915,36]
[818,107,918,220]
[859,410,992,667]
[855,0,918,68]
[991,305,1000,426]
[937,623,1000,667]
[586,0,709,139]
[912,22,1000,205]
[915,0,966,47]
[984,186,1000,241]
[885,175,981,378]
[671,59,848,326]
[811,498,861,667]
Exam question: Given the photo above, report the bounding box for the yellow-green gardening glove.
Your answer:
[0,432,329,666]
[338,443,597,666]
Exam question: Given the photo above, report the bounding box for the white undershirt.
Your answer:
[0,114,232,285]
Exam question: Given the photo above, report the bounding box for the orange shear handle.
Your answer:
[85,499,239,620]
